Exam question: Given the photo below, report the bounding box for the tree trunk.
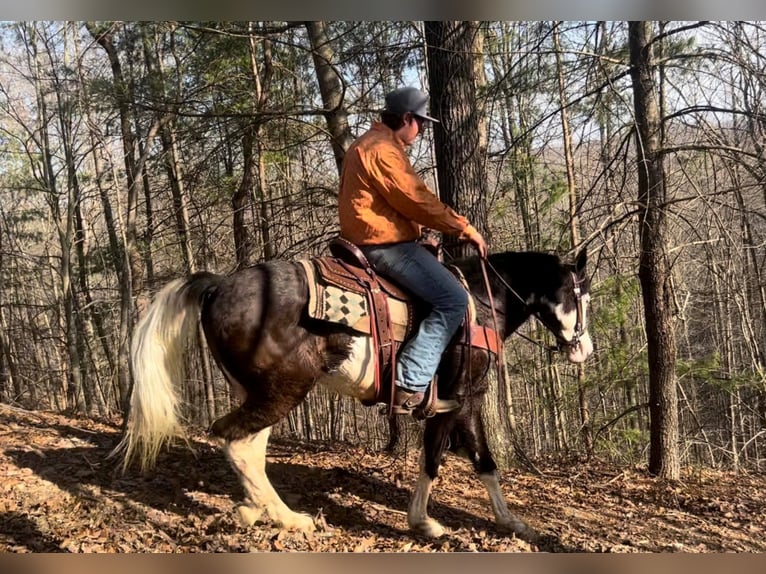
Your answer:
[0,258,23,404]
[233,125,255,270]
[26,23,85,414]
[628,21,679,479]
[86,22,147,411]
[305,21,353,174]
[424,21,488,257]
[247,24,276,262]
[76,25,131,411]
[140,23,195,272]
[425,21,517,467]
[85,113,130,409]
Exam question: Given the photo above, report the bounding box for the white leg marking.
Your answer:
[407,452,445,538]
[224,427,315,532]
[479,471,531,537]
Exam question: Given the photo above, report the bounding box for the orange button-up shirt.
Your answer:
[338,122,474,245]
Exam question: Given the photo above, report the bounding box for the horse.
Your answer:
[112,247,593,539]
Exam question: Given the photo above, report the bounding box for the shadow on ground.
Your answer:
[5,414,577,551]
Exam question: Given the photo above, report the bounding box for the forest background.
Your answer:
[0,21,764,481]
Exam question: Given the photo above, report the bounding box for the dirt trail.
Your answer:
[1,405,764,552]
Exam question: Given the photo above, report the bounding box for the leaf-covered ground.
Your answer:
[1,404,765,553]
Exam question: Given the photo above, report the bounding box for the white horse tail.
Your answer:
[111,272,220,472]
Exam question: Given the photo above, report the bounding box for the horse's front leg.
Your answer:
[407,414,455,538]
[452,409,534,539]
[479,470,531,537]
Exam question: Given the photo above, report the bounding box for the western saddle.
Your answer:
[303,237,501,416]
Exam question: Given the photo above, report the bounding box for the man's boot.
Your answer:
[391,379,459,417]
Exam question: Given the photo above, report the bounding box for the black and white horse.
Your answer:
[113,249,593,538]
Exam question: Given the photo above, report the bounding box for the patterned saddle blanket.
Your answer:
[298,258,414,341]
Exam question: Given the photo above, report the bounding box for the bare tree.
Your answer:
[629,20,679,479]
[86,22,149,410]
[305,21,354,174]
[553,21,593,451]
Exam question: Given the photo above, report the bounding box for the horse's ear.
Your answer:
[575,248,587,273]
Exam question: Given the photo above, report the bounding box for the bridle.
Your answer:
[562,272,587,352]
[482,259,587,354]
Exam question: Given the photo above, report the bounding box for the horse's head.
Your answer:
[536,249,594,363]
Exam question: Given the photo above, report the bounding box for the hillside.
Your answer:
[1,404,764,553]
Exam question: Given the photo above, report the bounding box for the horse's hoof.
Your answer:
[278,512,316,533]
[236,504,263,527]
[410,518,445,538]
[498,518,535,540]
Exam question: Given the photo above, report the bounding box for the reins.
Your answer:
[479,258,503,377]
[472,255,582,411]
[441,245,557,354]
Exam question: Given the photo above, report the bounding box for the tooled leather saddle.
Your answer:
[300,237,501,412]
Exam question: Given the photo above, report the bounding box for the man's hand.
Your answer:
[465,226,488,259]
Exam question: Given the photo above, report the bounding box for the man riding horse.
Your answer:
[338,86,488,417]
[114,86,594,539]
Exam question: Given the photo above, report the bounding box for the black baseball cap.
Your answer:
[383,86,439,123]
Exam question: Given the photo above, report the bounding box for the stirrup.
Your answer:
[391,378,459,418]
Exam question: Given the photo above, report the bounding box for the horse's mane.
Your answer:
[449,250,565,290]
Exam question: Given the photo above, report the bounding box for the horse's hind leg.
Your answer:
[223,426,315,532]
[211,372,319,532]
[452,409,533,539]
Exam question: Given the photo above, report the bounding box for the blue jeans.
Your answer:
[360,241,468,392]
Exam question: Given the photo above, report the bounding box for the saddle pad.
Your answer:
[322,285,368,327]
[298,259,410,340]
